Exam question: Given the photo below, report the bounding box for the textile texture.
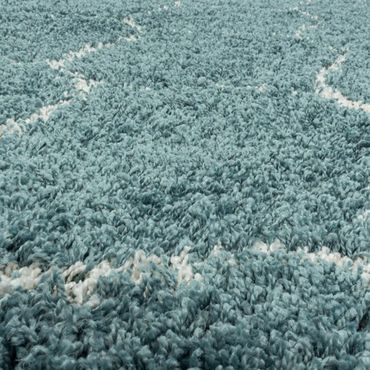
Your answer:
[1,0,370,368]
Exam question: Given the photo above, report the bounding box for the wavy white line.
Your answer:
[0,247,201,307]
[0,17,142,137]
[316,54,370,114]
[0,101,70,137]
[253,240,370,281]
[294,24,317,40]
[1,241,369,307]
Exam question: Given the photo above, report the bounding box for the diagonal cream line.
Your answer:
[0,247,201,307]
[291,1,319,41]
[316,54,370,114]
[1,241,369,307]
[0,101,70,137]
[290,6,319,21]
[294,24,317,41]
[253,240,370,282]
[46,42,113,71]
[0,17,142,138]
[0,263,42,296]
[123,16,142,32]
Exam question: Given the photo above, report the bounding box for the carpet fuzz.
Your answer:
[1,0,370,368]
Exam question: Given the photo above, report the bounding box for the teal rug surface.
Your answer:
[1,0,370,368]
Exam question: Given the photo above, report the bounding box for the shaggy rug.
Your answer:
[1,0,370,368]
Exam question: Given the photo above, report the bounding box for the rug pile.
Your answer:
[1,0,370,368]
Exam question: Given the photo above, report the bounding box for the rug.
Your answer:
[1,0,370,368]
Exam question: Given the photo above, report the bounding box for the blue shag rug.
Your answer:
[1,0,370,368]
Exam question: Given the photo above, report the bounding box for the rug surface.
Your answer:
[1,0,370,368]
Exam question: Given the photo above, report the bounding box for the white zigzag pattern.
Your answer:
[1,242,369,307]
[316,54,370,114]
[0,17,141,137]
[0,247,202,307]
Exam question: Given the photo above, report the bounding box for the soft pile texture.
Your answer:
[1,0,370,368]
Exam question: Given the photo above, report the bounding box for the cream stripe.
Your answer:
[316,54,370,114]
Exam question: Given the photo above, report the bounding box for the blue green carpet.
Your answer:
[1,0,370,368]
